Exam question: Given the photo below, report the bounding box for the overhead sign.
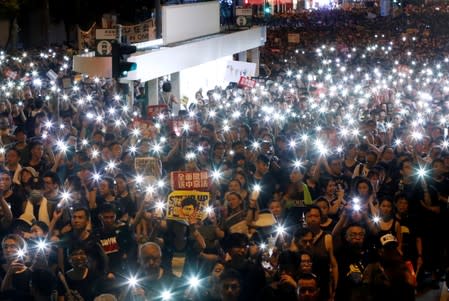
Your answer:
[236,7,253,27]
[95,29,117,57]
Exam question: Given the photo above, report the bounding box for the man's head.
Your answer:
[297,273,320,301]
[139,242,162,280]
[42,171,60,195]
[305,205,322,231]
[344,223,366,248]
[256,154,270,175]
[219,268,242,301]
[99,204,117,229]
[71,207,90,231]
[5,148,20,166]
[181,197,197,218]
[68,248,88,269]
[0,170,11,191]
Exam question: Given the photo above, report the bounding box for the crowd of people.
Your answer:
[0,4,448,301]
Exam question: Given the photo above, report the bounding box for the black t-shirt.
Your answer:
[57,269,104,301]
[335,245,374,301]
[93,224,136,274]
[0,267,32,300]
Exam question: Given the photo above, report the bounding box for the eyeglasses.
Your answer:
[298,287,317,294]
[223,284,240,290]
[348,232,365,238]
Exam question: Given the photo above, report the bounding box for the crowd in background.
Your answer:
[0,4,448,301]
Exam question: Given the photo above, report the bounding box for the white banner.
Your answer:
[121,19,156,44]
[224,60,257,83]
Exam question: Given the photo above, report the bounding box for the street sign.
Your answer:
[95,29,117,57]
[236,7,253,27]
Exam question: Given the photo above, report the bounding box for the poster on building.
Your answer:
[121,19,156,44]
[166,190,210,223]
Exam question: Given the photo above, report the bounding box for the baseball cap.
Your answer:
[380,233,398,249]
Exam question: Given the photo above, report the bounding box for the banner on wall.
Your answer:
[224,60,257,83]
[121,19,156,44]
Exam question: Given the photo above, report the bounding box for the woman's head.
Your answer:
[379,197,394,218]
[115,174,129,194]
[227,179,241,193]
[226,192,243,210]
[299,251,313,274]
[314,197,330,219]
[321,178,336,196]
[352,177,373,198]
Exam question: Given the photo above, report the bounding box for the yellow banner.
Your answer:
[167,191,209,223]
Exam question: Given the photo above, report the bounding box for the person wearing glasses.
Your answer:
[335,223,374,301]
[297,273,320,301]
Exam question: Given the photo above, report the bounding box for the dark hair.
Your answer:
[42,171,61,186]
[314,197,329,208]
[219,268,242,284]
[305,205,322,217]
[394,193,408,203]
[181,197,198,208]
[352,177,373,196]
[71,206,90,220]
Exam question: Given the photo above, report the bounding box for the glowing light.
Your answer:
[126,275,139,287]
[155,201,165,211]
[253,184,261,192]
[372,216,381,223]
[204,206,213,214]
[188,275,201,288]
[161,290,172,300]
[416,166,428,178]
[353,204,361,212]
[36,240,48,251]
[275,224,286,236]
[211,169,222,182]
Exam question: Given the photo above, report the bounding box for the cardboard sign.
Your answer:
[170,171,210,191]
[166,190,210,223]
[135,157,162,181]
[238,76,257,89]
